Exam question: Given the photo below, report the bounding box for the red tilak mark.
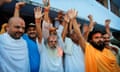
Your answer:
[20,22,24,26]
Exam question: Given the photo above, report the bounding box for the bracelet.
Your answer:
[15,6,20,10]
[35,19,40,23]
[44,8,49,12]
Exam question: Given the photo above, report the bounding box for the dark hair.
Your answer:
[112,31,120,39]
[102,30,107,35]
[88,30,103,42]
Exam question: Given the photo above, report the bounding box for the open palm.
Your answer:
[34,7,43,19]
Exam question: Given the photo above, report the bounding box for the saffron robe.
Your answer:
[85,43,120,72]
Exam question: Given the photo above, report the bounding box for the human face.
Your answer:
[27,26,37,40]
[8,18,25,39]
[103,33,110,45]
[92,33,103,44]
[90,33,105,51]
[48,35,58,49]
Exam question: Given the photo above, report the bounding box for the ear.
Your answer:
[5,24,9,31]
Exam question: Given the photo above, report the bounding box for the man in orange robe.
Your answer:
[85,31,120,72]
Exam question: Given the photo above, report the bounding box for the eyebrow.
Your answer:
[14,25,25,29]
[94,36,102,38]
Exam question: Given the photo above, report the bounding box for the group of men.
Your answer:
[0,0,120,72]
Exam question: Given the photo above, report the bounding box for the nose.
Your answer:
[52,41,56,44]
[100,37,104,42]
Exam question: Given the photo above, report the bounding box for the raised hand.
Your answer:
[34,7,43,19]
[34,7,43,43]
[68,9,78,19]
[43,0,48,6]
[105,19,111,25]
[83,24,89,33]
[74,9,78,18]
[67,9,72,19]
[43,0,50,10]
[15,2,25,9]
[105,19,111,35]
[14,2,25,17]
[88,14,96,31]
[88,14,93,21]
[63,13,69,23]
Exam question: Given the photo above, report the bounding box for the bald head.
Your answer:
[7,17,25,39]
[8,17,25,25]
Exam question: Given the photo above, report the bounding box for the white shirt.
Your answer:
[37,39,63,72]
[0,33,30,72]
[42,20,53,39]
[64,38,85,72]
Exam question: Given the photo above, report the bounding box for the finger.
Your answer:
[40,7,42,13]
[41,13,44,17]
[75,10,78,17]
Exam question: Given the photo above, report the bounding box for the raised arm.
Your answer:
[83,24,89,40]
[69,9,86,52]
[43,0,50,7]
[43,0,50,23]
[105,19,111,36]
[61,12,70,41]
[34,7,43,43]
[14,2,25,17]
[68,10,74,36]
[83,15,95,40]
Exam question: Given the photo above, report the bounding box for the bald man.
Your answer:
[0,17,30,72]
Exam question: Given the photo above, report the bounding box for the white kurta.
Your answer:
[42,20,53,39]
[64,38,85,72]
[37,39,63,72]
[0,33,30,72]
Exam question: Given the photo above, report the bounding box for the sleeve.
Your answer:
[56,25,64,36]
[42,20,49,39]
[54,20,60,28]
[64,37,73,55]
[57,33,65,50]
[36,38,45,53]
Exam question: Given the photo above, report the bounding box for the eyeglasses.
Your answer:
[49,40,57,43]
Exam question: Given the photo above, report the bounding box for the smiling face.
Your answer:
[27,26,37,40]
[89,32,105,51]
[91,33,103,45]
[103,33,110,45]
[7,17,25,39]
